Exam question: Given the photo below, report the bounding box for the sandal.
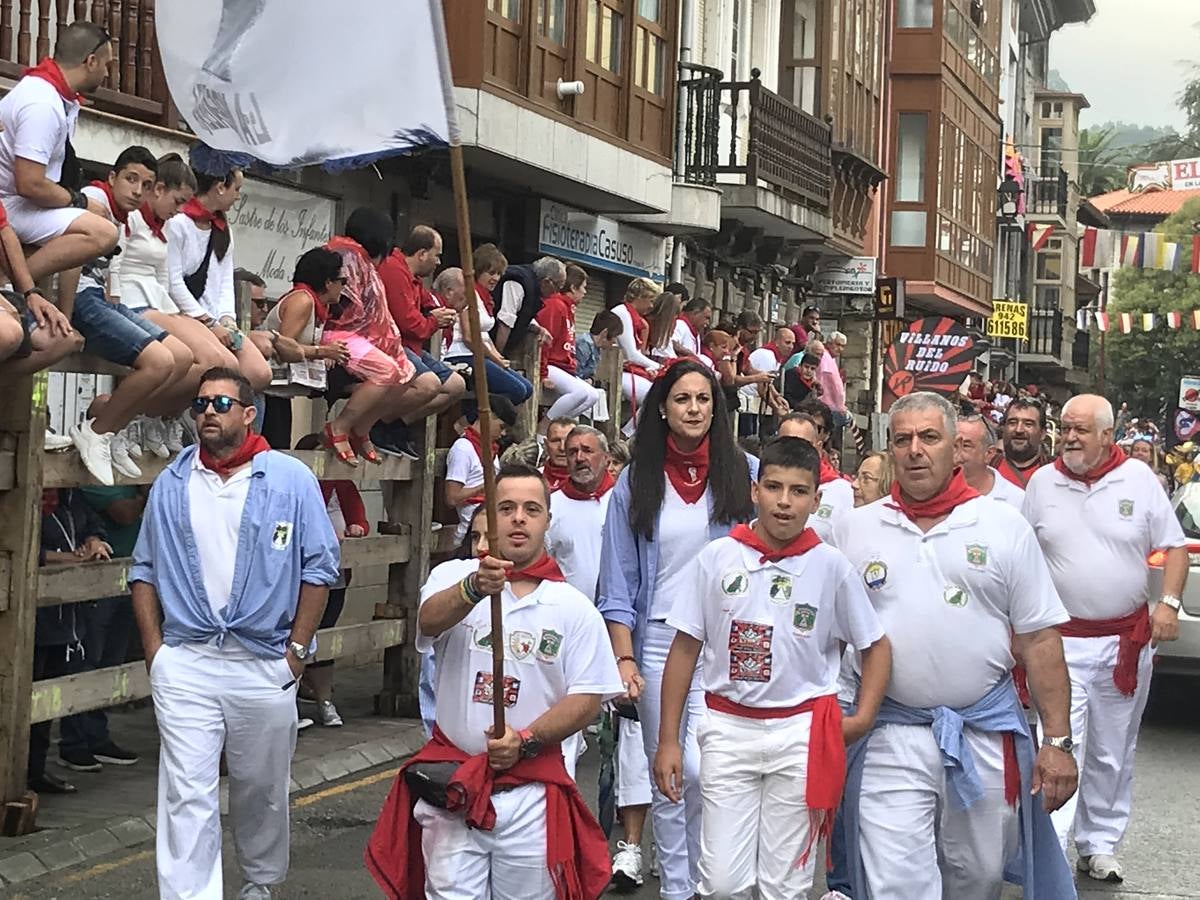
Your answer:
[349,432,382,465]
[323,423,358,467]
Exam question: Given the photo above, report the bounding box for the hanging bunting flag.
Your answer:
[1029,223,1056,252]
[1094,229,1116,269]
[1096,311,1110,332]
[1193,310,1200,330]
[1142,312,1157,331]
[1121,234,1141,268]
[1164,242,1180,272]
[1168,311,1183,329]
[1076,308,1089,331]
[1193,236,1200,274]
[1080,227,1098,268]
[1143,233,1163,269]
[1120,312,1134,333]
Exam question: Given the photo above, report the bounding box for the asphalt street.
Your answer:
[8,675,1199,900]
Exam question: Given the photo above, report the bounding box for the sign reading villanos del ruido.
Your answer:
[882,317,982,411]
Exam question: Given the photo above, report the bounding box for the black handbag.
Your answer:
[183,230,217,300]
[403,761,461,809]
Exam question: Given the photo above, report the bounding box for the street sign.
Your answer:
[987,301,1029,340]
[875,277,905,320]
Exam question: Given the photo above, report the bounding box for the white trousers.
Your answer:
[150,643,298,900]
[617,715,652,808]
[858,723,1018,900]
[545,365,602,420]
[639,621,704,900]
[696,709,816,900]
[416,784,554,899]
[622,373,654,437]
[1045,634,1153,858]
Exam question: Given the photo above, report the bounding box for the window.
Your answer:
[489,0,521,22]
[891,211,928,246]
[634,26,666,92]
[586,0,623,71]
[780,0,819,115]
[730,0,742,80]
[896,113,927,202]
[537,0,566,43]
[1036,237,1063,281]
[1040,127,1062,176]
[1034,285,1061,311]
[898,0,933,28]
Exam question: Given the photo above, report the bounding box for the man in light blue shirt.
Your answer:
[131,366,339,900]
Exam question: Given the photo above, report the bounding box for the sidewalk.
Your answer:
[0,663,425,888]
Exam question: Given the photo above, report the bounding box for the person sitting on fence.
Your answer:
[445,394,518,543]
[491,254,564,356]
[31,488,113,796]
[56,484,148,774]
[320,206,418,466]
[534,263,603,426]
[69,147,198,486]
[613,277,663,436]
[446,243,533,411]
[0,23,119,297]
[574,307,622,384]
[646,290,684,364]
[672,295,712,359]
[166,152,272,393]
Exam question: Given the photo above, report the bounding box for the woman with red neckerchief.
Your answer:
[598,358,756,900]
[612,277,663,437]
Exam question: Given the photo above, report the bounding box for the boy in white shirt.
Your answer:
[654,436,892,899]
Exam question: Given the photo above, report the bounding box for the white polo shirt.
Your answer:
[834,496,1068,709]
[416,558,624,759]
[0,74,78,192]
[668,533,882,707]
[1022,458,1186,621]
[811,476,854,547]
[187,454,253,621]
[672,318,701,356]
[445,435,498,542]
[986,467,1025,507]
[546,488,612,601]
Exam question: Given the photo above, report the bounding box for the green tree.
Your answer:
[1077,127,1127,197]
[1102,198,1200,416]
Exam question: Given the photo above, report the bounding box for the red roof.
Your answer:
[1089,188,1200,217]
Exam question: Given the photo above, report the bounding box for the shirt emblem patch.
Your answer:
[1119,499,1134,518]
[863,560,888,591]
[793,603,817,636]
[815,504,833,520]
[473,627,493,651]
[944,584,969,608]
[768,574,793,603]
[509,630,535,660]
[721,570,750,596]
[271,521,293,550]
[472,671,520,707]
[965,543,988,568]
[536,629,563,662]
[728,620,773,682]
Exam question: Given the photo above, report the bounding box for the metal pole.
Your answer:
[449,143,505,735]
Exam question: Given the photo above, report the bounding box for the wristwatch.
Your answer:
[518,728,543,759]
[1160,594,1183,612]
[287,640,310,661]
[1043,735,1075,753]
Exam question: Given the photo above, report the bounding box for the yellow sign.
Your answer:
[988,301,1028,340]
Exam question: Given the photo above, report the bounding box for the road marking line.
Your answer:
[61,848,154,883]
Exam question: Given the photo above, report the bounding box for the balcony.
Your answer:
[1026,170,1068,221]
[0,0,177,128]
[1028,309,1063,361]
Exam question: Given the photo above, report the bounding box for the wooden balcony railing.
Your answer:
[1026,170,1068,220]
[0,0,177,128]
[684,66,832,210]
[676,61,722,187]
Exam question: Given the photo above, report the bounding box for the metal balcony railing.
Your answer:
[676,61,723,187]
[1026,170,1068,220]
[1028,309,1063,359]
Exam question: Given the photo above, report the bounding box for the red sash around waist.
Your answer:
[1057,605,1151,697]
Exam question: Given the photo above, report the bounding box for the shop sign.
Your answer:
[875,277,905,320]
[1179,375,1200,413]
[812,257,877,295]
[987,301,1029,341]
[230,178,337,298]
[882,317,982,411]
[538,201,666,279]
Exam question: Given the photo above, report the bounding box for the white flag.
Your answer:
[157,0,459,168]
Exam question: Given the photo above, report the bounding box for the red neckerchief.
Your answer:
[664,434,709,504]
[41,489,60,517]
[558,470,615,501]
[624,303,649,351]
[507,553,566,583]
[729,523,821,563]
[995,455,1045,489]
[700,347,718,366]
[364,725,612,900]
[291,282,329,324]
[180,197,228,231]
[89,180,129,226]
[542,461,570,492]
[762,342,785,364]
[677,315,699,341]
[462,426,497,471]
[818,456,845,485]
[1053,444,1126,487]
[24,58,83,103]
[139,202,167,242]
[198,431,270,477]
[475,282,495,316]
[885,468,979,522]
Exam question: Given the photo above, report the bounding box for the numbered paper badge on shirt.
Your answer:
[728,620,773,682]
[472,671,521,708]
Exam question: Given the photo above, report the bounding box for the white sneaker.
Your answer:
[140,416,170,459]
[317,700,343,727]
[1079,853,1123,882]
[165,416,186,454]
[110,430,143,480]
[44,429,74,452]
[70,419,114,486]
[237,884,271,900]
[122,420,144,459]
[297,717,315,731]
[610,840,644,891]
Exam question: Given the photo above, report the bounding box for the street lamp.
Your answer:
[998,174,1022,219]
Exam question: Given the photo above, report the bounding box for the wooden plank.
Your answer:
[0,448,13,491]
[42,448,417,488]
[50,353,128,377]
[0,553,9,613]
[35,534,412,607]
[29,619,407,722]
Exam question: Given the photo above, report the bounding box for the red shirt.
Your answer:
[378,249,441,353]
[535,292,578,379]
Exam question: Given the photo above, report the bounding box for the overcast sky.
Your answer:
[1051,0,1197,130]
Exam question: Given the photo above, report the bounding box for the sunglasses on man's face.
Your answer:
[190,395,246,416]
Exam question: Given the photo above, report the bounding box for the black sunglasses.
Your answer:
[89,29,113,58]
[190,395,246,416]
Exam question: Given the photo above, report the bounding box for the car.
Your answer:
[1148,481,1200,676]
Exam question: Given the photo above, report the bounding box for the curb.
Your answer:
[0,725,426,887]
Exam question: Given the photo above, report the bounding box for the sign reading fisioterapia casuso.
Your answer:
[538,201,666,280]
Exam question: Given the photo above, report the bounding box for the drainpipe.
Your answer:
[670,0,695,285]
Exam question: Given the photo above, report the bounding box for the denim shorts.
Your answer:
[403,347,454,384]
[71,286,167,366]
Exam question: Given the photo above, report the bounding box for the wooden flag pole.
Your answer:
[449,143,506,736]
